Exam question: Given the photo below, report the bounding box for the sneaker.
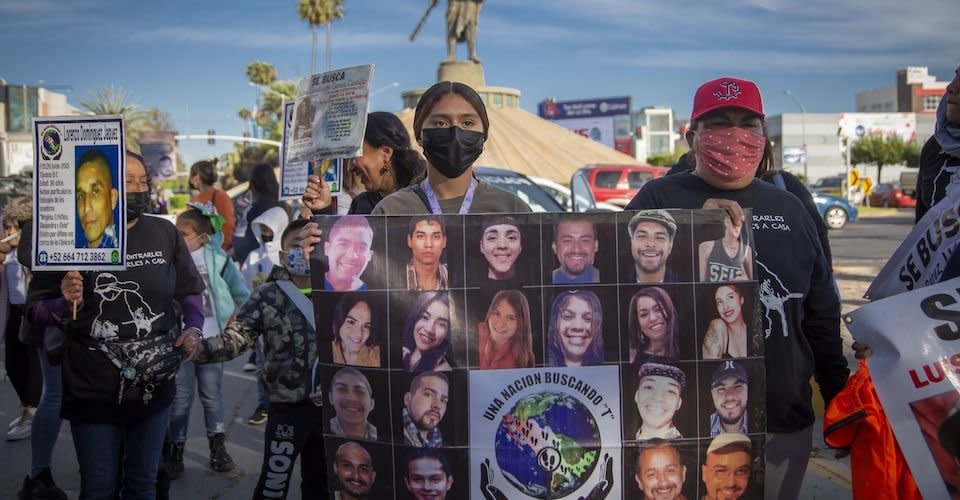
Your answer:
[209,433,236,472]
[247,405,268,425]
[242,351,257,372]
[17,469,68,500]
[9,406,34,429]
[7,413,33,441]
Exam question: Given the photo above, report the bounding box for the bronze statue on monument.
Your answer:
[410,0,483,64]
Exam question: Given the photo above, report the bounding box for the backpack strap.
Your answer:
[275,280,315,331]
[770,171,787,191]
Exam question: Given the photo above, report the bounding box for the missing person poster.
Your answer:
[846,276,960,499]
[279,101,311,200]
[309,210,765,500]
[32,115,126,270]
[287,64,374,164]
[865,186,960,300]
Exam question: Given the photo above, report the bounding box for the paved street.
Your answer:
[0,209,915,499]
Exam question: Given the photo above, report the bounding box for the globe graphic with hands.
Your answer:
[494,392,601,498]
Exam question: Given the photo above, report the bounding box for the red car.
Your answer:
[575,164,669,206]
[868,182,916,208]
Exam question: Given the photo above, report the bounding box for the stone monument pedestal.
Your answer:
[437,60,485,88]
[401,60,521,111]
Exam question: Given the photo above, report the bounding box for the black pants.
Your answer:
[5,305,41,407]
[253,402,328,500]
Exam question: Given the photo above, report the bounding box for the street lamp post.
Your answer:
[784,89,808,180]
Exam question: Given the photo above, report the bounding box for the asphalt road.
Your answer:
[0,210,916,499]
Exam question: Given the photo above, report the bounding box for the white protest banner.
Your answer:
[846,277,960,499]
[32,115,126,270]
[287,64,374,164]
[865,187,960,300]
[279,100,311,200]
[308,210,766,499]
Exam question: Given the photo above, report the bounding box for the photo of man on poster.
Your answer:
[402,448,454,500]
[323,215,374,291]
[634,360,685,440]
[628,210,679,284]
[702,433,752,500]
[709,361,749,436]
[328,368,378,441]
[333,441,377,500]
[479,216,522,283]
[406,216,448,291]
[402,371,449,447]
[551,216,600,284]
[634,439,688,500]
[75,148,120,249]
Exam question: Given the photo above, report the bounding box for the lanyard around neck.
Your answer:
[421,177,478,215]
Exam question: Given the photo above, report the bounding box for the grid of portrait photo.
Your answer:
[310,209,766,500]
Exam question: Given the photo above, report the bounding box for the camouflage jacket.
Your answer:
[197,266,317,404]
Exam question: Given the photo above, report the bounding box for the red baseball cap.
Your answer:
[691,77,764,122]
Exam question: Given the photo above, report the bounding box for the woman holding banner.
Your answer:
[41,151,205,499]
[301,81,531,217]
[627,76,848,500]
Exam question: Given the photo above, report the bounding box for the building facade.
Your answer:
[0,83,80,176]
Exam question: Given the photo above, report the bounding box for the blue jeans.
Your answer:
[71,406,170,500]
[169,361,225,442]
[256,338,267,408]
[31,350,63,476]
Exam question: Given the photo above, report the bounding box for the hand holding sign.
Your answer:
[301,175,332,213]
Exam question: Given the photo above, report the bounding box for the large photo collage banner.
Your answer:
[309,209,766,500]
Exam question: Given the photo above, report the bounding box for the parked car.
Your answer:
[868,182,916,208]
[810,188,859,229]
[574,164,669,207]
[474,167,564,212]
[528,176,621,212]
[810,175,845,196]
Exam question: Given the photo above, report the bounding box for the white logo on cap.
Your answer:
[723,360,736,370]
[714,81,742,102]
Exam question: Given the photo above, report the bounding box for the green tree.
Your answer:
[850,135,917,184]
[246,61,277,86]
[298,0,345,74]
[646,146,688,167]
[79,86,167,152]
[142,106,176,132]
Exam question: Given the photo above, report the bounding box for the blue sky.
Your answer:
[1,0,957,165]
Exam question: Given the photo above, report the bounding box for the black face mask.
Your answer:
[421,126,484,179]
[126,192,149,221]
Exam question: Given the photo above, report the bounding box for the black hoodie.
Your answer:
[627,173,849,433]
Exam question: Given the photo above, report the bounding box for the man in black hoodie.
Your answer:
[627,76,848,500]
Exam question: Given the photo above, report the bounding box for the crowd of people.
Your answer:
[1,66,958,500]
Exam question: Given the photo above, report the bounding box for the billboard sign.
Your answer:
[538,97,631,120]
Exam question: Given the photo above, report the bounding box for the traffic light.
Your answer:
[207,129,215,145]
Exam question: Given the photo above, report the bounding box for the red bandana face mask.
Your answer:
[695,127,766,182]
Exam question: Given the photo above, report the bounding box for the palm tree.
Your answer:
[246,61,277,86]
[142,106,176,132]
[80,85,149,151]
[298,0,345,74]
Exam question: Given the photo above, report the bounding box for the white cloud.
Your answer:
[130,26,430,51]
